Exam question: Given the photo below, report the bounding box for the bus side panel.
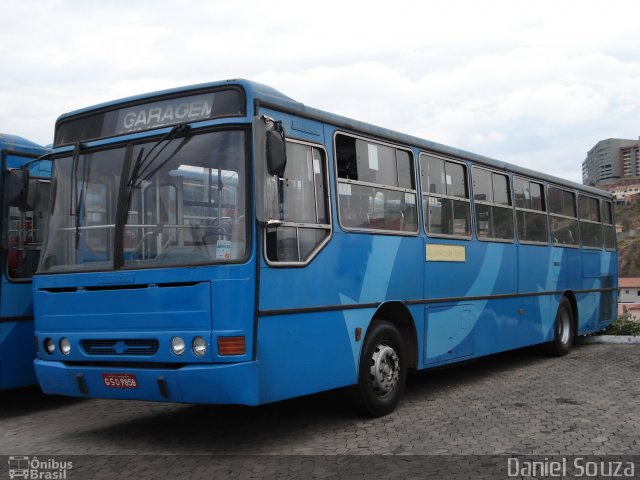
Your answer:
[472,296,545,357]
[519,244,554,343]
[599,249,618,329]
[424,304,474,365]
[257,310,364,404]
[425,240,517,300]
[0,254,38,390]
[424,239,531,360]
[564,247,583,293]
[259,233,423,311]
[0,278,34,318]
[575,250,600,334]
[576,249,616,335]
[258,233,423,399]
[540,246,578,339]
[0,320,36,389]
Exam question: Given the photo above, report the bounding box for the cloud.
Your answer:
[0,0,639,185]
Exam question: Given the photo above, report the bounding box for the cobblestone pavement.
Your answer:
[1,344,638,478]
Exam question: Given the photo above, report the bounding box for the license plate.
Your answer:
[101,373,139,389]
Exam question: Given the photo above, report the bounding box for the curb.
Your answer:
[576,335,640,344]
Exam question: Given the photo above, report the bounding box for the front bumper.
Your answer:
[35,359,260,405]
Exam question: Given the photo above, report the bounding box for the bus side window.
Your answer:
[548,186,579,246]
[601,200,615,250]
[472,167,513,241]
[265,141,331,264]
[578,194,602,249]
[420,154,471,238]
[514,177,549,244]
[335,134,417,234]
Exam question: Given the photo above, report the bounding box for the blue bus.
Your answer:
[0,134,50,390]
[33,80,617,415]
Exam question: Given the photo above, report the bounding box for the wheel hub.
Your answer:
[370,343,400,397]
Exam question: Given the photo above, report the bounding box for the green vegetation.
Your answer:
[615,198,640,276]
[599,317,640,336]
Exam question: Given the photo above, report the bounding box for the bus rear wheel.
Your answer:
[356,320,406,417]
[549,297,574,356]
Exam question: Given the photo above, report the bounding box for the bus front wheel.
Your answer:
[356,320,406,417]
[549,297,574,356]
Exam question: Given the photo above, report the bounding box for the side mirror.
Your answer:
[266,121,287,177]
[254,115,288,223]
[5,166,32,211]
[5,168,24,208]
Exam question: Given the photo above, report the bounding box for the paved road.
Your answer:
[1,344,638,477]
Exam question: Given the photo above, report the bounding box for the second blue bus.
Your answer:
[1,133,50,390]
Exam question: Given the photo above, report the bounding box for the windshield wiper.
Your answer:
[69,142,83,216]
[67,142,91,250]
[114,123,191,268]
[128,123,190,188]
[123,123,191,215]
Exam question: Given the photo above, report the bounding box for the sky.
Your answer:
[1,0,639,184]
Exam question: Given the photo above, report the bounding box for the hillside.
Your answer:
[615,197,640,277]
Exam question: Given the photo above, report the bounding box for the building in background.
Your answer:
[619,277,640,303]
[618,277,640,322]
[603,181,640,204]
[621,142,640,178]
[582,137,638,186]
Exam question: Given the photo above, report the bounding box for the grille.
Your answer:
[80,339,160,356]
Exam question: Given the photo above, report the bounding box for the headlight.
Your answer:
[44,338,55,355]
[171,337,185,356]
[192,337,207,357]
[60,338,71,355]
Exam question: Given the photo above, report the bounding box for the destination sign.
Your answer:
[115,94,214,134]
[54,88,244,146]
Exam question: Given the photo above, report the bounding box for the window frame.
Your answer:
[601,199,616,252]
[578,193,603,250]
[471,165,515,243]
[264,137,333,267]
[513,175,549,246]
[39,126,253,274]
[333,131,418,236]
[419,152,471,240]
[547,184,580,249]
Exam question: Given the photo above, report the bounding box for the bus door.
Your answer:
[578,194,604,329]
[1,157,50,388]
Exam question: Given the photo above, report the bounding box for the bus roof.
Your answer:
[56,79,611,199]
[0,133,48,156]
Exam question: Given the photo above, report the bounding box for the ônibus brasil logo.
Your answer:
[8,456,72,479]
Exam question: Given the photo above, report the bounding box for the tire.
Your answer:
[549,297,575,356]
[356,320,406,417]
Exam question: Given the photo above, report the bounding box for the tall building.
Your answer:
[621,143,640,178]
[582,138,638,186]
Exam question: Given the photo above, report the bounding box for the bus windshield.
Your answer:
[39,129,248,272]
